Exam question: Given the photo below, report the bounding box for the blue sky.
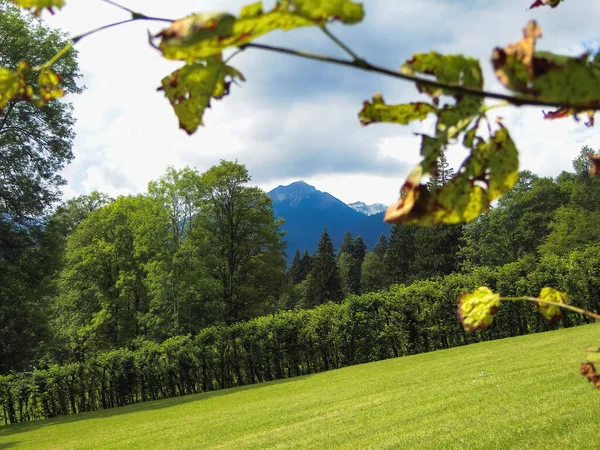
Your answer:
[41,0,600,205]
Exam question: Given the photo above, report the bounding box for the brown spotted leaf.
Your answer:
[529,0,564,9]
[493,21,600,125]
[38,68,64,101]
[588,153,600,176]
[457,287,501,332]
[158,57,244,134]
[580,363,600,390]
[0,62,35,112]
[536,287,568,323]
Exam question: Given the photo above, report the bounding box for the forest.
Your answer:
[2,145,600,424]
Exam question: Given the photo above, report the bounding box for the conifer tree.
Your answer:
[384,224,416,285]
[352,236,367,265]
[339,230,355,258]
[287,249,302,284]
[307,228,342,306]
[298,250,312,281]
[373,233,388,259]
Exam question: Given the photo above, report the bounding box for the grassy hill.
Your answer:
[1,323,599,449]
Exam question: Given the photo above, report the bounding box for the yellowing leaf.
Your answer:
[358,93,437,126]
[155,6,313,62]
[0,67,20,111]
[536,287,568,323]
[291,0,364,24]
[457,287,501,332]
[38,68,64,101]
[158,58,245,134]
[9,0,65,16]
[486,125,519,200]
[384,125,519,225]
[155,1,364,61]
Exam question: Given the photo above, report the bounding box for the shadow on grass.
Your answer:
[0,373,314,440]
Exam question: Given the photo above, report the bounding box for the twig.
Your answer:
[320,26,364,63]
[239,42,600,111]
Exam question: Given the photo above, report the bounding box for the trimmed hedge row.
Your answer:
[3,249,598,424]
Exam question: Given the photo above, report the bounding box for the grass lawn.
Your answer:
[1,323,599,449]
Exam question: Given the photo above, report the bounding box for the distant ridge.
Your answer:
[268,181,391,263]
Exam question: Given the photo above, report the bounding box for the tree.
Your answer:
[384,224,416,285]
[361,252,387,293]
[373,233,388,259]
[337,251,354,298]
[298,250,313,281]
[146,167,220,337]
[287,249,303,284]
[197,160,286,324]
[0,6,83,373]
[53,195,165,358]
[339,231,354,258]
[352,236,367,264]
[307,228,342,307]
[0,3,83,222]
[458,171,568,270]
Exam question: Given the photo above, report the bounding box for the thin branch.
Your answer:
[101,0,174,22]
[101,0,135,15]
[72,18,136,43]
[503,296,600,321]
[239,42,600,111]
[320,26,363,63]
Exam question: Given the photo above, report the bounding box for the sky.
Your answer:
[37,0,600,206]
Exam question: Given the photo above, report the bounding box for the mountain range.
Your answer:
[268,181,392,263]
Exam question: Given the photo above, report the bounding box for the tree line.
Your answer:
[3,232,600,424]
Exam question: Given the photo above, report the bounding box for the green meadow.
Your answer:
[1,323,599,450]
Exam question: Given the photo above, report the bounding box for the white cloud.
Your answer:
[37,0,600,205]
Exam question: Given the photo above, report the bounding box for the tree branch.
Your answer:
[239,42,599,111]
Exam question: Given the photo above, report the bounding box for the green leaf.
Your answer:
[38,68,64,101]
[9,0,65,16]
[529,0,564,9]
[358,93,437,126]
[457,286,501,332]
[536,287,568,323]
[158,57,245,134]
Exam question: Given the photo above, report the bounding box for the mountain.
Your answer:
[268,181,391,263]
[348,201,388,216]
